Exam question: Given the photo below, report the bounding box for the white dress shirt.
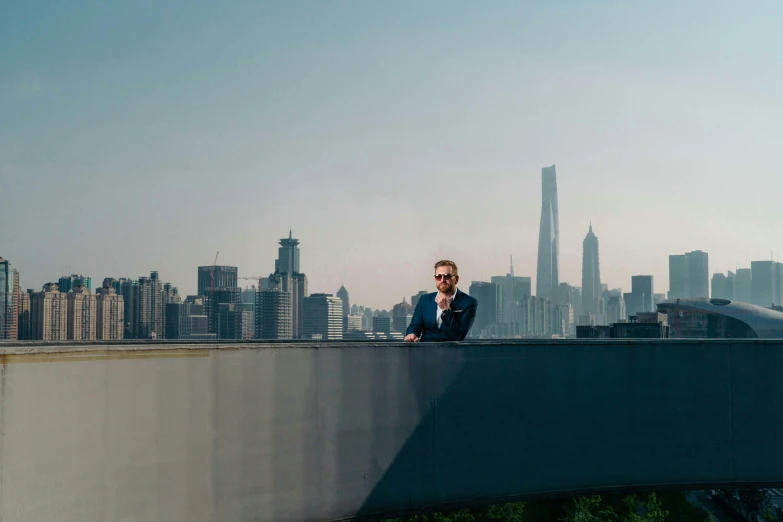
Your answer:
[436,288,458,328]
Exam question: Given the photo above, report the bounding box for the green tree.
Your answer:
[473,502,525,522]
[561,493,668,522]
[561,495,606,522]
[382,502,525,522]
[642,493,669,522]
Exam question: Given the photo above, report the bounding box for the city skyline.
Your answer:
[3,2,783,310]
[5,216,783,312]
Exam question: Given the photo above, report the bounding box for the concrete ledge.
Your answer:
[0,340,782,521]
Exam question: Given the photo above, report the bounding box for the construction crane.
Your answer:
[238,276,264,288]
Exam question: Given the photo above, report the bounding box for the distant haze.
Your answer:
[2,1,782,309]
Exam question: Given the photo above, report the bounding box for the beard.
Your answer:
[438,282,455,294]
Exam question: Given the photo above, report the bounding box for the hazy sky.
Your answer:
[2,1,782,309]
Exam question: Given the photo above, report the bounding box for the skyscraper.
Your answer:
[750,261,782,307]
[606,294,627,324]
[411,290,428,309]
[197,266,238,296]
[536,165,560,301]
[275,230,300,274]
[165,303,185,340]
[116,278,137,339]
[132,272,168,339]
[686,251,709,298]
[491,256,532,326]
[668,250,709,299]
[303,293,343,340]
[734,268,752,303]
[58,274,92,293]
[31,283,68,340]
[336,285,350,333]
[266,271,307,338]
[346,315,363,332]
[163,282,181,305]
[206,287,242,339]
[519,296,561,337]
[627,275,655,316]
[336,286,350,316]
[372,316,392,333]
[391,298,413,332]
[96,284,124,340]
[668,255,687,299]
[11,270,22,339]
[0,257,17,340]
[149,271,165,339]
[67,285,97,340]
[581,224,601,316]
[16,289,31,341]
[255,289,292,340]
[242,309,254,339]
[469,281,501,336]
[241,287,256,339]
[135,276,154,339]
[165,299,211,340]
[711,272,735,300]
[268,231,308,338]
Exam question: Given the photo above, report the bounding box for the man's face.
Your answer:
[434,265,458,294]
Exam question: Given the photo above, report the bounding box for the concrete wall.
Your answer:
[1,340,783,521]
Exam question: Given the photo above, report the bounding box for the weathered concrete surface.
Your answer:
[0,340,782,521]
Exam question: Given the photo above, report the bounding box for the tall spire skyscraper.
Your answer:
[275,230,300,274]
[536,165,560,301]
[267,230,307,339]
[581,223,601,315]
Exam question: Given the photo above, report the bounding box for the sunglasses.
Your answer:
[434,274,455,281]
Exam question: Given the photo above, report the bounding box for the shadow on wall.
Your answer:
[336,345,462,520]
[357,342,741,518]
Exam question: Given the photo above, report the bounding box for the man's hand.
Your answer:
[435,293,450,311]
[404,333,420,342]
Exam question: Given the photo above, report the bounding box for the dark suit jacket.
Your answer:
[405,289,478,342]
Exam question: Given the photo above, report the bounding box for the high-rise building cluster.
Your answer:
[463,164,783,340]
[110,272,180,340]
[709,262,783,309]
[249,231,399,341]
[468,166,602,338]
[0,258,126,341]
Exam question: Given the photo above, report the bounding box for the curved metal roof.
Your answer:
[657,298,783,338]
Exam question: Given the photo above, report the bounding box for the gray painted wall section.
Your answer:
[0,340,782,521]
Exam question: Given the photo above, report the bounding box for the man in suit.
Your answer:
[404,260,478,342]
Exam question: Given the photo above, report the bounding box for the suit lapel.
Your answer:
[451,289,464,310]
[429,293,439,330]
